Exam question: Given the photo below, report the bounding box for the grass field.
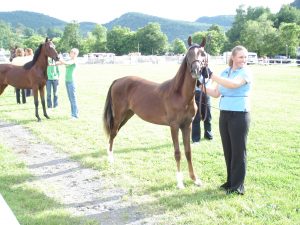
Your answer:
[0,63,299,224]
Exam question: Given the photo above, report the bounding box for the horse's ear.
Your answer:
[45,37,49,42]
[188,36,192,47]
[200,37,206,48]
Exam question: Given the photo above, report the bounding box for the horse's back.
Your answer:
[0,64,13,73]
[111,76,170,125]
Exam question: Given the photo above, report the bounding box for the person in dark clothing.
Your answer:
[192,80,213,143]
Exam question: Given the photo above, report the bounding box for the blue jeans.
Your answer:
[65,81,78,118]
[46,79,59,108]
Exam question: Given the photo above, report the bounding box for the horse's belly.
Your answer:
[134,108,168,126]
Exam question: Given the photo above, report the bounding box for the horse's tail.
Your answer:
[103,81,116,136]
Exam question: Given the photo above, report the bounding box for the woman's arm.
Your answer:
[211,72,246,89]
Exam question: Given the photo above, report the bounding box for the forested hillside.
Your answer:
[104,12,231,41]
[0,11,230,42]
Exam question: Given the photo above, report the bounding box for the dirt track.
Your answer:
[0,120,159,225]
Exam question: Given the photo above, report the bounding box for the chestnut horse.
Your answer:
[0,38,59,121]
[103,36,208,188]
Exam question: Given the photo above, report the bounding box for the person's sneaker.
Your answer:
[204,131,213,140]
[192,141,200,145]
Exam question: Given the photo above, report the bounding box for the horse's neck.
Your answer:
[36,53,48,70]
[172,62,196,100]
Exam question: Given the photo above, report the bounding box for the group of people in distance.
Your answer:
[10,47,34,103]
[10,47,79,119]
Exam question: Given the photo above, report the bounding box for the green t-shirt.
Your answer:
[65,63,76,82]
[47,65,60,80]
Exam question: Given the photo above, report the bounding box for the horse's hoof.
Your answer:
[107,153,114,164]
[45,116,50,119]
[194,178,203,186]
[176,172,184,189]
[177,183,185,189]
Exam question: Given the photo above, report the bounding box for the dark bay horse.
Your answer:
[0,38,59,121]
[103,36,208,188]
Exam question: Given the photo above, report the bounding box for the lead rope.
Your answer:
[198,54,210,121]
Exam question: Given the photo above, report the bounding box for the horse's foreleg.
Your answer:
[40,87,49,119]
[170,125,184,189]
[33,89,41,122]
[181,125,202,187]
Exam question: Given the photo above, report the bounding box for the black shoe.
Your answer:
[226,189,244,195]
[220,182,230,190]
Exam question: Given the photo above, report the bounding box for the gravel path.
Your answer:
[0,120,158,225]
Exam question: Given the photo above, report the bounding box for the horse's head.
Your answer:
[186,36,208,79]
[44,38,60,61]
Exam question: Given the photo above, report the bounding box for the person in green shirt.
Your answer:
[59,48,79,119]
[46,58,60,108]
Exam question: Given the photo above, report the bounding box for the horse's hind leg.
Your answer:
[107,110,134,163]
[181,125,202,186]
[0,84,8,95]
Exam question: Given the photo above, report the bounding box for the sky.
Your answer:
[0,0,294,24]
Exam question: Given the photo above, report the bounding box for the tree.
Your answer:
[274,5,300,28]
[192,26,226,56]
[207,25,227,55]
[240,14,278,56]
[171,38,186,54]
[107,26,137,55]
[136,23,168,55]
[47,27,63,39]
[23,35,45,51]
[278,22,300,57]
[0,21,16,49]
[91,24,107,52]
[226,5,247,49]
[58,21,81,53]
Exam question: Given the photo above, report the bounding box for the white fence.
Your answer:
[79,55,299,66]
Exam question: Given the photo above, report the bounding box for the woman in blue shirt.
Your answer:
[205,45,252,195]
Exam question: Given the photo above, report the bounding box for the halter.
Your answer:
[186,44,208,79]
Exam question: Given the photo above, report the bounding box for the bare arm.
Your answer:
[211,72,246,89]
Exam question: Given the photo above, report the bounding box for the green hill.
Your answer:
[104,12,231,42]
[0,11,231,42]
[0,10,66,30]
[195,15,234,27]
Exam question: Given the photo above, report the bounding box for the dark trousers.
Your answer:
[192,90,212,142]
[16,88,26,104]
[219,111,250,193]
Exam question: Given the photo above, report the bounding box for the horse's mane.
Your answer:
[172,55,187,92]
[158,55,187,95]
[23,44,42,70]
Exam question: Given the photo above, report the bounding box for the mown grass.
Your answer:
[0,64,299,224]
